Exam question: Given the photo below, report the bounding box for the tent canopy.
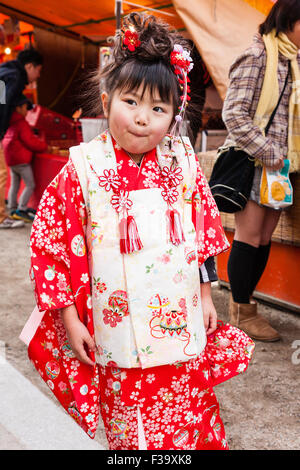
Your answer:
[0,1,185,43]
[0,1,275,43]
[0,0,276,97]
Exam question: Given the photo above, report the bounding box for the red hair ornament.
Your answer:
[170,44,194,136]
[123,28,141,52]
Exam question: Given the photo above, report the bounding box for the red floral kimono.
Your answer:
[26,139,254,449]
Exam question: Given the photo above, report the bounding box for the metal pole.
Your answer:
[115,0,122,30]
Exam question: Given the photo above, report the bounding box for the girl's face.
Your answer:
[101,83,174,161]
[286,20,300,49]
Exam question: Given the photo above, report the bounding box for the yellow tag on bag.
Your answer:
[259,159,293,209]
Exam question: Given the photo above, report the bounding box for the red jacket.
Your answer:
[2,111,47,166]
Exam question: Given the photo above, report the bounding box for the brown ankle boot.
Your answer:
[229,295,280,342]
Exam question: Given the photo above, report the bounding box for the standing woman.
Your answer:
[221,0,300,342]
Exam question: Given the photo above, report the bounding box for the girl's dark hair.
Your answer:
[83,12,197,130]
[259,0,300,36]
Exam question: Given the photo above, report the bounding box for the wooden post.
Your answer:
[115,0,122,30]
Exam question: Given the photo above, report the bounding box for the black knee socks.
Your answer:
[227,240,271,303]
[227,240,257,303]
[249,241,271,295]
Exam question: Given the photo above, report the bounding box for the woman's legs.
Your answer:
[249,208,281,295]
[228,201,265,303]
[229,201,281,300]
[227,200,281,341]
[234,200,267,247]
[227,240,258,303]
[249,242,271,296]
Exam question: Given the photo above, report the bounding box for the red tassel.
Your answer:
[119,215,143,254]
[167,208,185,246]
[119,217,128,254]
[127,215,143,252]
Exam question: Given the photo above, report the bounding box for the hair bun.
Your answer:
[113,12,190,66]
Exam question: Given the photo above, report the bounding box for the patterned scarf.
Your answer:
[254,29,300,172]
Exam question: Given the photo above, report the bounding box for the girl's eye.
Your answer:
[126,99,137,106]
[153,106,164,113]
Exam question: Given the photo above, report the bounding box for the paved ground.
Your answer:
[1,223,300,450]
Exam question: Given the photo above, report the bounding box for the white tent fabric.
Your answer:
[173,0,265,99]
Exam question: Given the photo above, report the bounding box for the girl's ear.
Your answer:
[101,92,109,118]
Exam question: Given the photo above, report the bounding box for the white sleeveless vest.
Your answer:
[70,131,206,369]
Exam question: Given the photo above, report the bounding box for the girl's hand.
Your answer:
[202,297,218,336]
[61,305,96,366]
[200,282,218,336]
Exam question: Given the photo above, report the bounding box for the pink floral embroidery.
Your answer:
[157,253,171,264]
[102,290,130,328]
[96,282,107,294]
[103,308,122,328]
[178,297,187,314]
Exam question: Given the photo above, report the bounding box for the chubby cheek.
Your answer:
[109,109,129,140]
[153,120,173,142]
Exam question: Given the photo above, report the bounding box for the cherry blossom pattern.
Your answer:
[98,347,228,450]
[28,150,247,447]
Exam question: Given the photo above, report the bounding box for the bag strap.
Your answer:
[265,60,290,136]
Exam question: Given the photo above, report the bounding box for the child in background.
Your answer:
[23,13,255,450]
[2,95,47,223]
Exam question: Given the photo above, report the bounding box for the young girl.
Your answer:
[23,13,254,450]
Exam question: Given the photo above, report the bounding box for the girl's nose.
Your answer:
[135,112,148,126]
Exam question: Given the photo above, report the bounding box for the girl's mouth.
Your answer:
[129,131,148,138]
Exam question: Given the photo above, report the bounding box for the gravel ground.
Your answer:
[1,223,300,450]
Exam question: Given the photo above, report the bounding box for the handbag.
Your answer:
[209,62,290,213]
[259,158,293,209]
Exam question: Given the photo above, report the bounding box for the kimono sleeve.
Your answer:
[30,159,87,311]
[192,159,230,266]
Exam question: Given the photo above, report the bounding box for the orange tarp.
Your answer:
[0,0,273,97]
[0,1,184,42]
[0,0,274,41]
